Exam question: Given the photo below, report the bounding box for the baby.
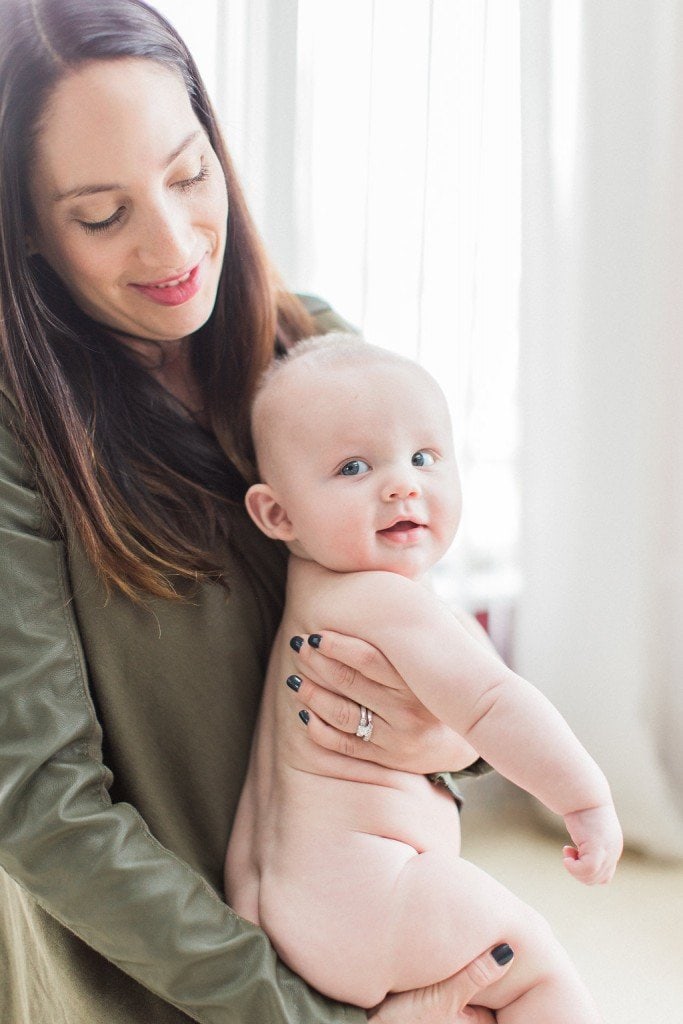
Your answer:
[225,334,623,1021]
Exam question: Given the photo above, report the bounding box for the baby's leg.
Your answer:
[260,833,600,1019]
[389,849,601,1023]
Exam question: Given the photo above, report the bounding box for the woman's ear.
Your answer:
[245,483,296,542]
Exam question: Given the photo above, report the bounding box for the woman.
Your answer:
[0,1,510,1021]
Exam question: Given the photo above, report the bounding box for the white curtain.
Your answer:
[517,0,683,858]
[155,0,523,638]
[291,0,521,626]
[152,0,300,263]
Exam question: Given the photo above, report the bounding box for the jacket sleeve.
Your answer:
[0,398,365,1024]
[298,293,360,335]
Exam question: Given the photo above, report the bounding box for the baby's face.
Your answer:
[257,358,462,580]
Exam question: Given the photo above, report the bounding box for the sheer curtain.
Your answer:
[518,0,683,858]
[151,0,683,860]
[292,1,520,629]
[154,0,522,638]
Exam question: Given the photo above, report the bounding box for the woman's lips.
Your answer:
[129,259,204,307]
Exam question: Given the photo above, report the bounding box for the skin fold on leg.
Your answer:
[259,837,601,1021]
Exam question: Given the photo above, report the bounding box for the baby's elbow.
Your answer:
[461,678,506,743]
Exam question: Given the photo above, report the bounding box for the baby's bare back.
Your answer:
[225,560,605,1019]
[225,559,466,1001]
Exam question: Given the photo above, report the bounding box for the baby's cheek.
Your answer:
[310,523,368,573]
[438,498,461,543]
[340,535,372,571]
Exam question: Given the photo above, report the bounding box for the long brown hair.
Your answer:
[0,0,315,600]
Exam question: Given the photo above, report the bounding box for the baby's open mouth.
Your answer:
[378,520,423,535]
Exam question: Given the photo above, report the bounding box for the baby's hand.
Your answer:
[562,803,623,885]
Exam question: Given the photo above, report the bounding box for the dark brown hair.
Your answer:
[0,0,315,599]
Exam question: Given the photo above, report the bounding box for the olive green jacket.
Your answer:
[0,297,367,1024]
[0,297,487,1023]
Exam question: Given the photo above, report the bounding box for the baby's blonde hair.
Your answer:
[254,329,420,400]
[250,333,441,482]
[252,332,400,460]
[258,331,382,388]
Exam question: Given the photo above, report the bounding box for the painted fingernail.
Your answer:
[308,634,322,649]
[491,944,514,966]
[299,710,310,725]
[286,675,302,692]
[290,636,304,652]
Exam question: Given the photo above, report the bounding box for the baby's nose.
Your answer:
[381,474,421,501]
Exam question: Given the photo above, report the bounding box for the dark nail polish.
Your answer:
[491,943,514,966]
[286,675,302,692]
[308,634,322,649]
[289,636,303,652]
[299,709,310,725]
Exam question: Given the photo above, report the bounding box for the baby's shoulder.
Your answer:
[289,558,412,598]
[287,559,436,634]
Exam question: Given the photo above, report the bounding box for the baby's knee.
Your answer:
[514,900,555,939]
[499,902,601,1018]
[504,899,567,970]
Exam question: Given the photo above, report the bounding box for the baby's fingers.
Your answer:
[562,846,615,885]
[562,855,598,884]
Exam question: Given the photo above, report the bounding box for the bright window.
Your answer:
[295,1,521,613]
[154,0,521,623]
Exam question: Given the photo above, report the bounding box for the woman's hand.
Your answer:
[368,944,514,1023]
[288,630,480,773]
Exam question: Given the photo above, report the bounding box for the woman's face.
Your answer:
[28,58,229,344]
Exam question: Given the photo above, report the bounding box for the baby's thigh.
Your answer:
[261,836,566,1011]
[259,831,417,1007]
[388,850,566,1002]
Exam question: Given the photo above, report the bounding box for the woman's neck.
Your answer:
[115,331,207,424]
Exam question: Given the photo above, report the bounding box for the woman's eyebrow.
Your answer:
[52,129,203,202]
[164,129,203,170]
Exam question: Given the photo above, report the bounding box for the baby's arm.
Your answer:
[315,571,622,882]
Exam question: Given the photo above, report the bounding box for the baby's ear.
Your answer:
[245,483,296,542]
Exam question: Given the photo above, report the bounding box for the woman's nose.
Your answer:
[135,200,194,270]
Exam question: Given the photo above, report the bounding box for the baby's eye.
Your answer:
[412,450,436,467]
[339,459,371,477]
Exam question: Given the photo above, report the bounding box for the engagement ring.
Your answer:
[355,705,374,742]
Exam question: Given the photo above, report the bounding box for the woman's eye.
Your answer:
[412,450,436,467]
[175,161,210,192]
[79,207,125,235]
[339,459,371,477]
[76,160,210,235]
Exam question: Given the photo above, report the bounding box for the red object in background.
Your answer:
[472,605,515,667]
[475,609,490,634]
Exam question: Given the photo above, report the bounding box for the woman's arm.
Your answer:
[0,404,364,1024]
